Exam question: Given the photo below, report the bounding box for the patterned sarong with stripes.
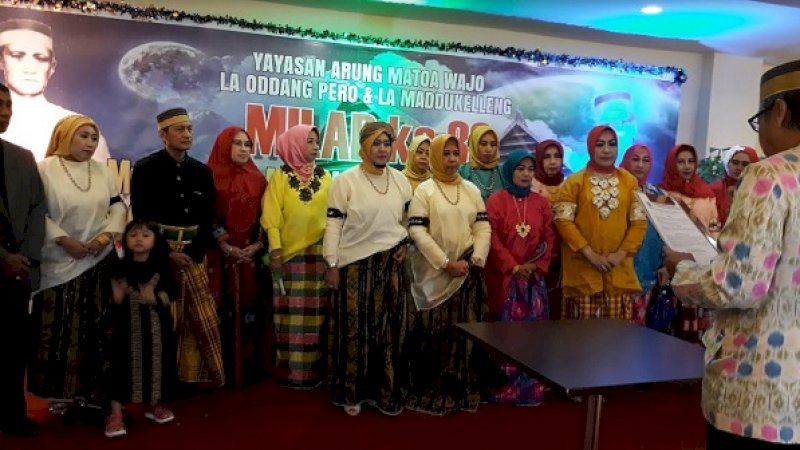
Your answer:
[128,299,165,404]
[273,242,327,389]
[404,268,487,416]
[172,261,225,386]
[328,246,407,415]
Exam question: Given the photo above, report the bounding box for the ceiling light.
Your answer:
[640,5,663,15]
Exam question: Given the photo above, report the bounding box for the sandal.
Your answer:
[104,412,126,438]
[343,404,361,416]
[144,405,175,424]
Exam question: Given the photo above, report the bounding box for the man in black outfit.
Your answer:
[0,81,45,437]
[131,107,224,388]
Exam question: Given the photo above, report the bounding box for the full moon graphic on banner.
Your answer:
[0,6,681,198]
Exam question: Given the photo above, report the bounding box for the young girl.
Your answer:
[104,220,176,438]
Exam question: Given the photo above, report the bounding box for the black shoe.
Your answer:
[0,417,40,437]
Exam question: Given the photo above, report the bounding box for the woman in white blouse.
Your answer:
[28,115,127,411]
[323,121,412,416]
[405,133,491,415]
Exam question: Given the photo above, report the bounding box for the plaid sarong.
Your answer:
[273,242,327,389]
[173,261,225,386]
[562,292,634,321]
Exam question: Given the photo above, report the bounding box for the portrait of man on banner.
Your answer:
[0,18,110,161]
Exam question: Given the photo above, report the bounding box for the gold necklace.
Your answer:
[512,197,530,238]
[59,156,92,192]
[361,167,390,195]
[434,179,460,205]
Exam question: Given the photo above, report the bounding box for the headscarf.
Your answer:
[715,146,760,224]
[586,125,617,175]
[534,139,565,186]
[721,145,759,188]
[659,144,715,198]
[276,124,318,183]
[402,134,431,183]
[207,126,267,234]
[620,144,652,187]
[501,149,535,198]
[359,121,395,175]
[45,115,98,158]
[467,125,500,169]
[429,134,461,185]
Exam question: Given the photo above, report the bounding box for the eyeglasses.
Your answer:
[747,101,776,132]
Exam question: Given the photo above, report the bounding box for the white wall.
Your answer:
[698,53,763,153]
[124,0,762,156]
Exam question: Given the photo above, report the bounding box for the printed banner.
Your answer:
[0,6,681,195]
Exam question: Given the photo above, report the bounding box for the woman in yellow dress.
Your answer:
[552,125,647,320]
[260,124,332,389]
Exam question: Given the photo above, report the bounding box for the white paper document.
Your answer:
[635,192,719,264]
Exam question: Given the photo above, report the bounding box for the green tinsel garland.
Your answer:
[0,0,688,84]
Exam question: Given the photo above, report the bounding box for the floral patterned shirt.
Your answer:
[672,147,800,444]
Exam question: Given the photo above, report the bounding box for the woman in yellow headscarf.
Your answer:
[458,125,504,201]
[405,133,492,415]
[402,135,431,192]
[29,115,127,411]
[323,121,413,416]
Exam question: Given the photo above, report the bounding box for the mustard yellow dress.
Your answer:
[552,169,647,320]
